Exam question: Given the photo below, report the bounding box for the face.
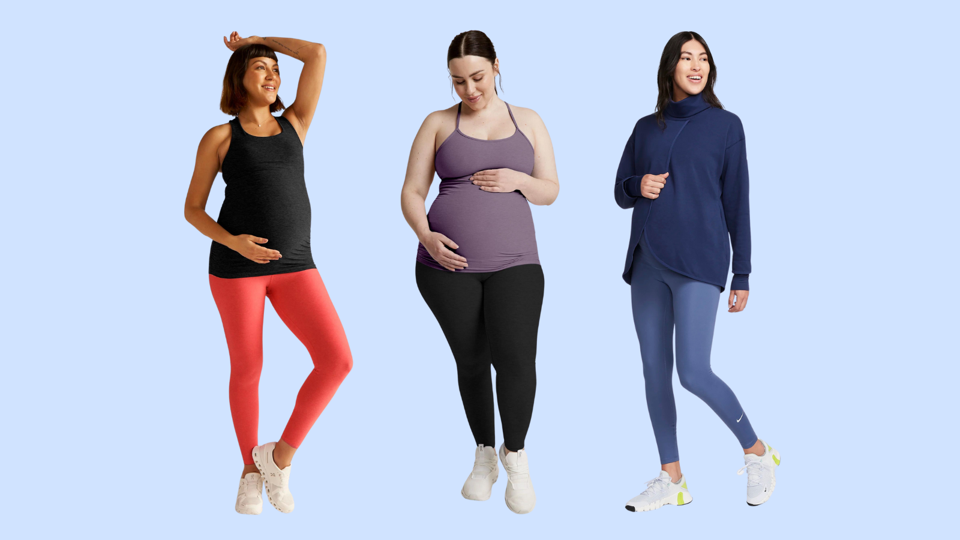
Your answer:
[448,55,499,111]
[242,56,280,106]
[672,39,709,100]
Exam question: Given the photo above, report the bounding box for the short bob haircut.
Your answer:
[220,44,286,116]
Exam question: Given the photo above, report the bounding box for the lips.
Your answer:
[467,94,481,103]
[262,85,276,91]
[687,75,702,83]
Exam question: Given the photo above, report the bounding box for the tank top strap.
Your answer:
[505,102,519,129]
[455,103,462,129]
[229,116,247,138]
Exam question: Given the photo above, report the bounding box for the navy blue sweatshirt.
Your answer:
[615,91,751,292]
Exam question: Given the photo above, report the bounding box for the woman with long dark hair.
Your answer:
[184,32,352,515]
[400,30,559,514]
[615,31,780,512]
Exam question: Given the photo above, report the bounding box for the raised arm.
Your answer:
[224,32,326,138]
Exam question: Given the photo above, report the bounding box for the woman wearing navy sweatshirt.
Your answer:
[615,32,780,512]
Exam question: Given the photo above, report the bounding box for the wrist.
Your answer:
[416,227,432,243]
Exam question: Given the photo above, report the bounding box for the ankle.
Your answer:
[241,465,259,478]
[273,440,296,469]
[744,439,765,456]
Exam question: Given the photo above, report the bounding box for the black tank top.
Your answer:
[208,115,316,278]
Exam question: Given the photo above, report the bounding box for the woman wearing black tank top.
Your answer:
[184,32,352,515]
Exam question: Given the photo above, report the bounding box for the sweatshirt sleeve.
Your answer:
[615,125,644,209]
[720,120,752,291]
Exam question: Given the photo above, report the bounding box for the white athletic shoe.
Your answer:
[462,444,499,501]
[499,444,536,514]
[625,471,693,512]
[235,472,263,515]
[738,439,781,506]
[252,442,295,513]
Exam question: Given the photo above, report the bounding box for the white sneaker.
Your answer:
[738,439,781,506]
[499,444,536,514]
[625,471,693,512]
[462,444,499,501]
[235,472,263,515]
[252,442,295,513]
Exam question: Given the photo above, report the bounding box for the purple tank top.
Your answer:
[416,102,540,272]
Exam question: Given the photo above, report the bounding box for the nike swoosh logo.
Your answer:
[737,414,743,423]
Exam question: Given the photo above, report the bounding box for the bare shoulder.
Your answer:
[427,104,460,151]
[200,122,234,170]
[507,104,547,129]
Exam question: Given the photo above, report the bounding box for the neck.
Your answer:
[238,106,274,125]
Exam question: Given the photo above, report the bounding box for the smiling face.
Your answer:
[672,39,709,101]
[242,56,280,107]
[449,55,499,111]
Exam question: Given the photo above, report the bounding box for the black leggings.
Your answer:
[416,262,545,451]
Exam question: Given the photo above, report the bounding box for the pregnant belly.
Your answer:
[422,179,539,271]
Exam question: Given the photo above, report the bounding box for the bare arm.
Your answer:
[400,112,469,271]
[224,32,327,138]
[470,108,560,205]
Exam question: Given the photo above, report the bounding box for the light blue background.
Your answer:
[3,0,956,537]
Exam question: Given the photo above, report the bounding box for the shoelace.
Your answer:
[737,461,763,487]
[504,450,530,486]
[642,475,671,496]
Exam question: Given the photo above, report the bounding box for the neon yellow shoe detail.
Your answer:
[772,452,780,466]
[677,492,684,505]
[682,481,687,490]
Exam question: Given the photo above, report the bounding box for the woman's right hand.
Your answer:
[640,172,669,199]
[420,231,468,271]
[230,234,282,264]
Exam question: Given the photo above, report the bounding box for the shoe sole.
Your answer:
[747,450,780,506]
[626,491,693,512]
[252,446,293,514]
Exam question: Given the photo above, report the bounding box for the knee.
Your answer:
[331,349,353,380]
[678,369,710,397]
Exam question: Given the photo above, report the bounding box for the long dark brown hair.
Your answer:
[220,44,286,116]
[655,31,722,128]
[447,30,503,94]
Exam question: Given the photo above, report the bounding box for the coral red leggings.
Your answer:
[209,268,353,465]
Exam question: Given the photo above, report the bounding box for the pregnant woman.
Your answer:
[400,30,559,514]
[183,33,352,515]
[614,31,780,512]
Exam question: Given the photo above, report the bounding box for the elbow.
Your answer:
[313,43,326,60]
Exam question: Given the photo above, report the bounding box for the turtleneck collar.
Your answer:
[664,91,711,118]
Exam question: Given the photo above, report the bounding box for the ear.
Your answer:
[493,58,500,76]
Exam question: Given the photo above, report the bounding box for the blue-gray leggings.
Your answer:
[631,231,758,464]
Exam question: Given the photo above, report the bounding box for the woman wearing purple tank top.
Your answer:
[400,30,559,514]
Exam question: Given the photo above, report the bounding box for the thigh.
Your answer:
[666,271,721,365]
[482,264,544,360]
[209,274,269,356]
[416,263,486,359]
[630,260,675,368]
[266,269,350,355]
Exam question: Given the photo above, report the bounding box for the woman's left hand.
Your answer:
[728,290,749,312]
[223,31,261,51]
[471,168,526,193]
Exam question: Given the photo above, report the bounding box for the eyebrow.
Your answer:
[451,69,485,79]
[252,60,278,68]
[681,51,708,56]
